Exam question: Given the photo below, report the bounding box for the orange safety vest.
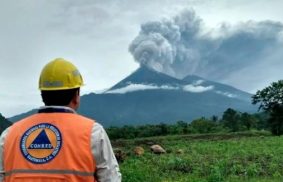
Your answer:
[3,108,96,182]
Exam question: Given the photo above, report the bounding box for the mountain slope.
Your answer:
[0,113,12,134]
[182,75,252,102]
[9,109,37,123]
[79,89,255,127]
[106,66,252,102]
[110,66,186,90]
[9,66,256,127]
[78,67,255,126]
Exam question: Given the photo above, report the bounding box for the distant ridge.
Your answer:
[9,109,37,123]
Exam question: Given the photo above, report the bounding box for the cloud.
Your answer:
[129,9,283,83]
[182,79,214,93]
[105,83,177,94]
[183,84,214,93]
[215,91,236,98]
[105,82,215,94]
[193,80,204,85]
[199,20,283,80]
[129,10,202,78]
[129,33,175,74]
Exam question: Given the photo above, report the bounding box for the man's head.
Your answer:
[39,58,84,110]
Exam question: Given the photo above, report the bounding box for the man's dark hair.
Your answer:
[41,88,79,106]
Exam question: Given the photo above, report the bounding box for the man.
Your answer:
[0,58,121,181]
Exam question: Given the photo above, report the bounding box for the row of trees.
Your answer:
[106,109,268,139]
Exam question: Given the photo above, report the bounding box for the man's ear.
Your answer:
[70,90,80,110]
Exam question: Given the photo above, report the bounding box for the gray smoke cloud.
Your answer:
[129,10,283,80]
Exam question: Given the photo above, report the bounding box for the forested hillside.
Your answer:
[0,113,12,134]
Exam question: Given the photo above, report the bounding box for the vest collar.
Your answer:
[38,106,76,114]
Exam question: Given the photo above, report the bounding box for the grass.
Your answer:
[112,131,283,182]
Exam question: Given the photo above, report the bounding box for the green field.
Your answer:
[112,132,283,182]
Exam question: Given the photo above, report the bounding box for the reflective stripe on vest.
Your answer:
[3,108,96,182]
[4,169,94,177]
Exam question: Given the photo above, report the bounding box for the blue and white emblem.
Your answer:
[20,123,62,164]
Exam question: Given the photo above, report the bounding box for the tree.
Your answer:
[157,123,169,136]
[252,80,283,135]
[240,112,258,130]
[221,108,240,132]
[190,117,216,133]
[211,115,218,123]
[253,112,269,130]
[176,120,189,134]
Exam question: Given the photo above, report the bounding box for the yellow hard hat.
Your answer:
[39,58,84,91]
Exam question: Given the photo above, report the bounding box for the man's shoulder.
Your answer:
[73,114,96,123]
[12,112,101,130]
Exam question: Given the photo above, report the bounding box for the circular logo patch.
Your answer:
[20,123,62,164]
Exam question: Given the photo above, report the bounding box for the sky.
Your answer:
[0,0,283,117]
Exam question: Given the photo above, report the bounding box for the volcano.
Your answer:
[78,67,255,126]
[10,67,256,127]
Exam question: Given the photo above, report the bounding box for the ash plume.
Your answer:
[129,10,283,81]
